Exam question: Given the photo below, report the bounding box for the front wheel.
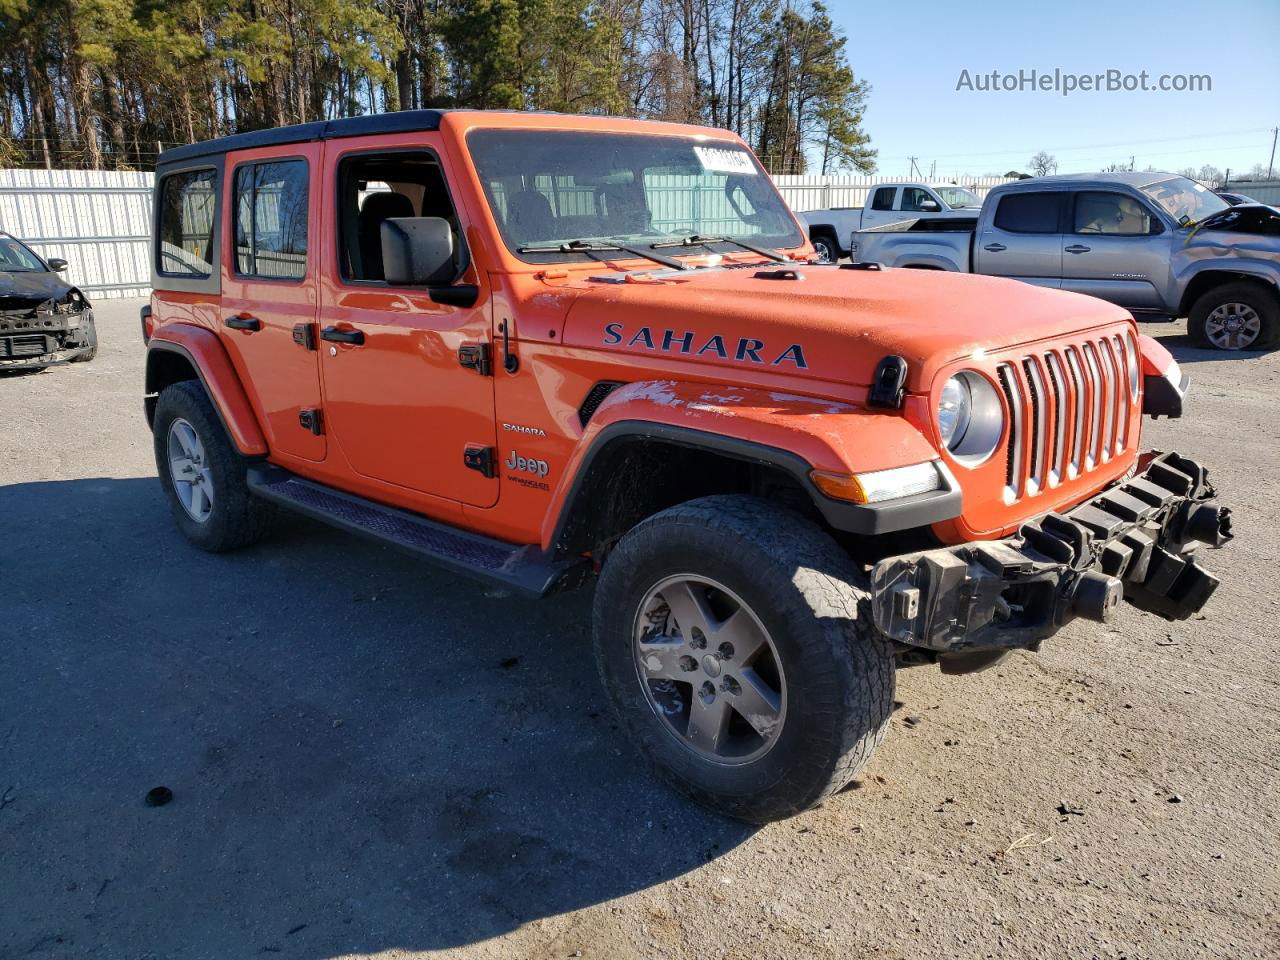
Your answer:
[592,496,895,823]
[68,315,97,362]
[1188,281,1279,351]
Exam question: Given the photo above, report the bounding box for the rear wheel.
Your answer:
[592,495,895,823]
[152,380,275,552]
[1188,281,1279,350]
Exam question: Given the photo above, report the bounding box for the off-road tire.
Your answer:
[592,495,895,823]
[1188,280,1279,350]
[810,231,839,264]
[68,315,97,362]
[152,380,275,552]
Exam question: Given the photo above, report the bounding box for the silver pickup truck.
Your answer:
[850,172,1280,351]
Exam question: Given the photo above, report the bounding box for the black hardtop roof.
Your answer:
[157,109,449,166]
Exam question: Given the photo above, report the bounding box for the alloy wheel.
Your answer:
[167,417,214,522]
[632,574,786,765]
[1204,302,1261,350]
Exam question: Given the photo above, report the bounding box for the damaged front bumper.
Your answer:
[870,452,1232,665]
[0,309,94,368]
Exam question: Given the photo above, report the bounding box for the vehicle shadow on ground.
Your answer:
[0,477,754,958]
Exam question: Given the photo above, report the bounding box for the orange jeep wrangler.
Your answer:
[142,110,1232,822]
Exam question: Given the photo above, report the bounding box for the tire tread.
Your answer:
[593,494,895,822]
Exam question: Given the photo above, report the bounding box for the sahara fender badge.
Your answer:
[602,322,807,368]
[502,422,547,437]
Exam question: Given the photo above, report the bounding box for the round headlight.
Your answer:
[937,371,1005,465]
[938,376,972,447]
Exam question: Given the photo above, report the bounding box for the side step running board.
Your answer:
[246,464,590,599]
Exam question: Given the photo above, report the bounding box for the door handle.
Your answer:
[983,243,1006,252]
[1065,244,1092,254]
[320,326,365,346]
[225,314,261,331]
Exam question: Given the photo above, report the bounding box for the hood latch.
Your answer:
[869,355,908,409]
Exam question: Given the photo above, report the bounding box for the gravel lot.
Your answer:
[2,298,1277,960]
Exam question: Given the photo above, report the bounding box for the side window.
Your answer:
[337,152,463,283]
[871,187,895,211]
[157,169,217,276]
[900,187,933,211]
[1072,191,1159,236]
[233,159,309,279]
[993,192,1062,234]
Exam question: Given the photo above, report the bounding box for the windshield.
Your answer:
[467,129,803,262]
[935,186,981,209]
[0,235,46,272]
[1139,176,1229,226]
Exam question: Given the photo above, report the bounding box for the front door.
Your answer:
[220,144,325,462]
[1059,191,1168,310]
[974,190,1064,288]
[317,144,498,508]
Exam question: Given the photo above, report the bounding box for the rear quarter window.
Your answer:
[157,169,218,277]
[993,192,1062,234]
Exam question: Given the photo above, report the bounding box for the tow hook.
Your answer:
[1183,504,1232,547]
[1071,570,1124,623]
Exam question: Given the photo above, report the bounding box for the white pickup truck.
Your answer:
[799,182,983,261]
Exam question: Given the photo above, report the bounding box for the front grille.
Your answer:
[999,333,1135,502]
[0,334,51,358]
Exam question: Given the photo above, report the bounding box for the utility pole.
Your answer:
[1268,126,1277,181]
[908,156,919,178]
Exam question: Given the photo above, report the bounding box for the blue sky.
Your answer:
[828,0,1280,179]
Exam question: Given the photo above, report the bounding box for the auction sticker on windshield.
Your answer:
[694,146,757,175]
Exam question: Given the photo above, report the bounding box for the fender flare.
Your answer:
[541,380,960,554]
[1137,332,1189,418]
[1175,260,1280,315]
[146,324,268,456]
[807,223,842,253]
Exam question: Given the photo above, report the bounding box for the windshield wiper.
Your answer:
[516,239,689,271]
[650,234,790,262]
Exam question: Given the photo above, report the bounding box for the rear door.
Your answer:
[219,144,325,462]
[860,186,899,229]
[1059,190,1168,309]
[974,190,1064,287]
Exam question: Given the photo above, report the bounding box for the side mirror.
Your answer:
[380,217,455,286]
[919,199,941,212]
[47,257,68,272]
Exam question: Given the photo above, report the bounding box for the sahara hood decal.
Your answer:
[602,322,808,368]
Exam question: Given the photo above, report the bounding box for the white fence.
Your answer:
[774,174,1017,212]
[0,169,151,299]
[0,168,1021,299]
[1222,179,1280,205]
